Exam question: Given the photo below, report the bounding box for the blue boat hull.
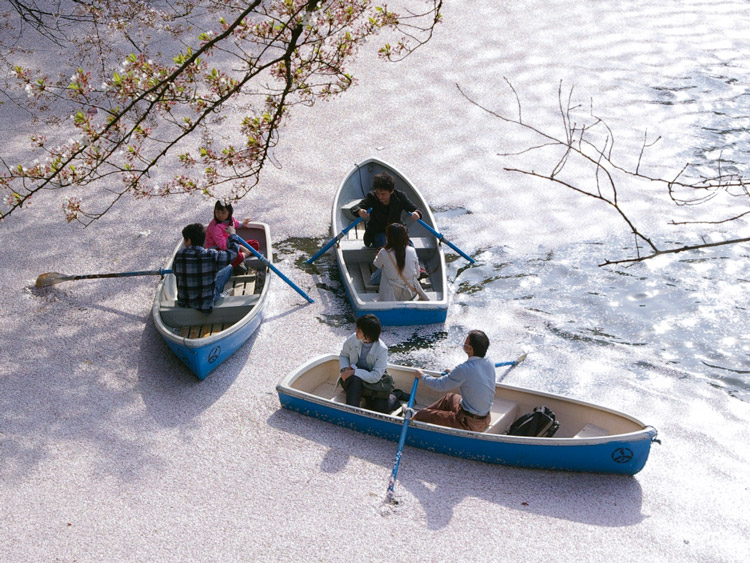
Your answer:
[278,391,655,475]
[165,310,263,380]
[153,223,272,380]
[341,277,448,326]
[332,158,449,326]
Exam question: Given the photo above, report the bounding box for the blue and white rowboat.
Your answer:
[332,157,448,326]
[152,223,272,380]
[276,355,659,475]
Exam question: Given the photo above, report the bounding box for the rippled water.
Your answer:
[290,209,750,401]
[193,1,750,403]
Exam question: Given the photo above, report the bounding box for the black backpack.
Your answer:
[507,406,560,437]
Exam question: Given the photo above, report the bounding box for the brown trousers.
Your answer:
[412,392,489,432]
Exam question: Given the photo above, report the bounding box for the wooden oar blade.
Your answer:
[35,272,69,287]
[514,352,528,366]
[35,269,170,288]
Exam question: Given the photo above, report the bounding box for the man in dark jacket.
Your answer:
[351,173,422,247]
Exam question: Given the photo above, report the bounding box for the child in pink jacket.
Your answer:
[205,200,259,274]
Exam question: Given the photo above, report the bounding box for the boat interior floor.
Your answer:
[314,378,613,438]
[338,214,440,300]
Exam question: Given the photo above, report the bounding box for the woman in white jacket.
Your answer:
[373,223,420,301]
[338,314,398,413]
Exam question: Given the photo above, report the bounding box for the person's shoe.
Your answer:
[214,289,231,305]
[233,262,248,276]
[392,388,411,401]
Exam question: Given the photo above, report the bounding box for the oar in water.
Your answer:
[305,208,372,264]
[385,377,419,505]
[237,236,315,304]
[495,353,527,369]
[496,353,528,384]
[384,352,526,503]
[407,212,475,264]
[36,268,172,288]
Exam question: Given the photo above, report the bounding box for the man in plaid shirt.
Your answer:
[173,223,241,313]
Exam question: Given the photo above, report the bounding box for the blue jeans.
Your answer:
[213,265,233,302]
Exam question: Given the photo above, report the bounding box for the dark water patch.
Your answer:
[452,261,475,280]
[388,330,449,358]
[445,253,464,266]
[274,236,328,269]
[528,250,554,263]
[432,205,471,218]
[545,322,646,348]
[546,323,614,347]
[456,276,504,295]
[317,312,354,328]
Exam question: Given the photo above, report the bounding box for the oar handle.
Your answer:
[305,208,372,264]
[386,377,419,501]
[236,236,314,304]
[408,212,475,264]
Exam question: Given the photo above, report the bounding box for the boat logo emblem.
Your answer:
[611,447,634,464]
[208,346,221,363]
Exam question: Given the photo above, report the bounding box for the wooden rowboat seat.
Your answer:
[159,272,262,332]
[485,398,520,434]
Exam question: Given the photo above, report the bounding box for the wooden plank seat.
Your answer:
[339,239,372,254]
[484,398,520,434]
[160,273,261,332]
[161,293,260,329]
[357,290,441,303]
[358,262,379,292]
[341,199,362,222]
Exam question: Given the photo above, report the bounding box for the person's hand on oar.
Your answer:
[236,235,315,303]
[305,208,372,264]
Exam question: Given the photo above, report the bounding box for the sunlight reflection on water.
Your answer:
[448,237,750,401]
[292,217,749,403]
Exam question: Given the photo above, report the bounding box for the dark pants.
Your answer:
[413,392,490,432]
[341,376,400,413]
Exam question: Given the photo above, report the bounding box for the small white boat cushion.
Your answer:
[410,237,438,250]
[485,398,519,434]
[342,199,362,221]
[574,423,609,438]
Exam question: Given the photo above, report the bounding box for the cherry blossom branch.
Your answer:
[0,0,443,223]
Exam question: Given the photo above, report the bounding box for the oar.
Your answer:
[407,212,475,264]
[305,208,372,264]
[496,353,528,384]
[236,237,314,304]
[36,268,172,288]
[495,353,527,368]
[383,354,526,503]
[385,377,419,505]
